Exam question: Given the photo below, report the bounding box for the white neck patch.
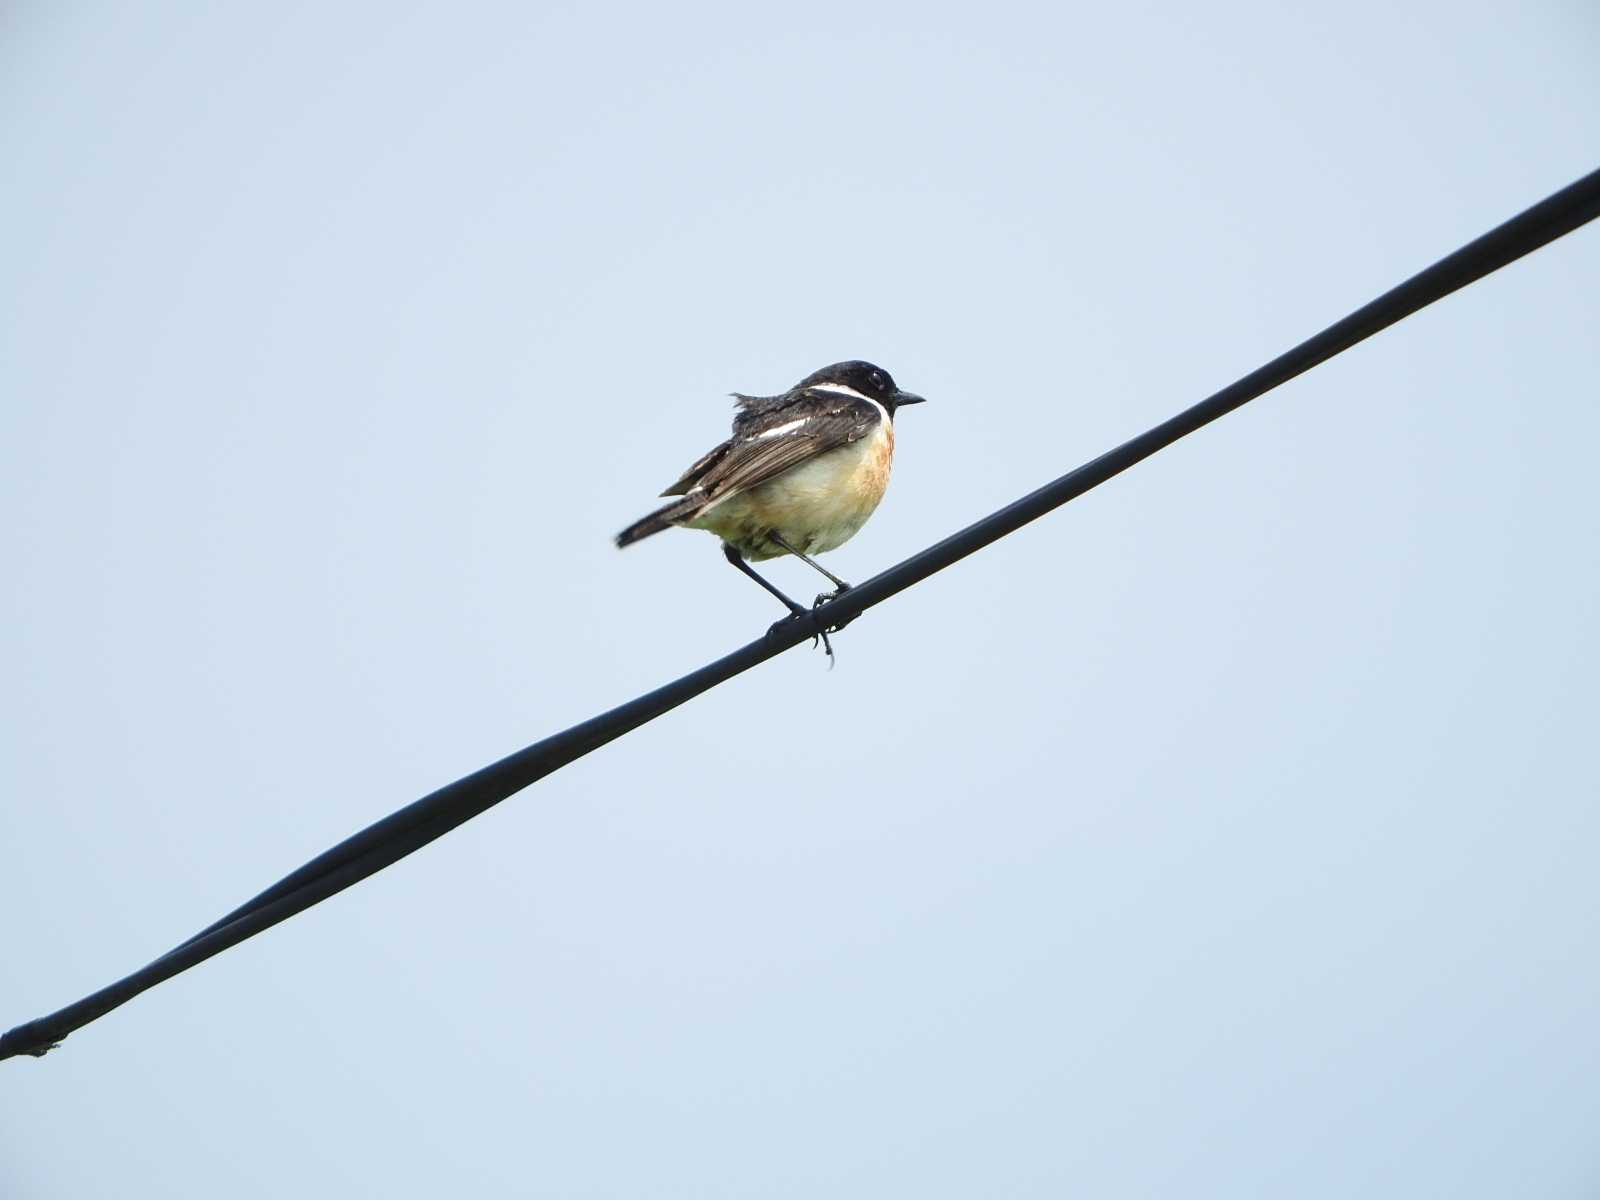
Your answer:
[806,382,873,402]
[807,382,889,424]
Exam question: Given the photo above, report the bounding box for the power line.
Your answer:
[4,167,1597,1063]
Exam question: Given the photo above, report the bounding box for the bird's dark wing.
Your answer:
[659,392,812,495]
[692,395,880,501]
[659,441,732,496]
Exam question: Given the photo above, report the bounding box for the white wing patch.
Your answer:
[752,417,809,440]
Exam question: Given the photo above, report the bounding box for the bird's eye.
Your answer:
[871,372,887,390]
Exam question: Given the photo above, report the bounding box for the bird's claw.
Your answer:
[766,606,837,664]
[812,583,856,634]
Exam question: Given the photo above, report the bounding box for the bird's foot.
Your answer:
[767,604,836,664]
[812,582,856,633]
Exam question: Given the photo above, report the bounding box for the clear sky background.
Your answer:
[3,3,1597,1196]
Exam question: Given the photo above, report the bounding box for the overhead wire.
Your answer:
[4,165,1597,1062]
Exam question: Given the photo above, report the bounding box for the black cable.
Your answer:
[4,167,1597,1063]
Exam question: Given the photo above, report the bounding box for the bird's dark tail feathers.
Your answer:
[615,497,703,548]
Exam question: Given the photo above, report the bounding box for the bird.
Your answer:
[615,359,927,659]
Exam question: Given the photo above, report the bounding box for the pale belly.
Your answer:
[687,426,894,561]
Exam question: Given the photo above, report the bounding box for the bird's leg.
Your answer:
[765,532,856,632]
[721,542,804,614]
[766,532,850,591]
[722,543,834,660]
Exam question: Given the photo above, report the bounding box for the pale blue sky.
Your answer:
[4,3,1598,1196]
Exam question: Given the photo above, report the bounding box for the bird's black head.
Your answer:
[795,359,927,416]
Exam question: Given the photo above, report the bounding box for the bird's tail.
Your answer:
[615,497,704,548]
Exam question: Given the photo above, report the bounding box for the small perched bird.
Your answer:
[616,359,926,658]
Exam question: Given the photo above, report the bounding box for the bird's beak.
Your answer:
[892,389,927,407]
